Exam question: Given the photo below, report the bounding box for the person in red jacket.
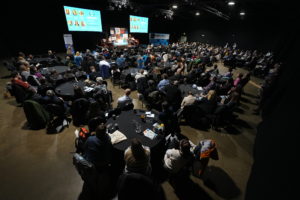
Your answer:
[11,71,36,93]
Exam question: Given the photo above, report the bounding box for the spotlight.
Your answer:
[228,1,235,6]
[172,5,178,9]
[195,12,200,16]
[240,11,245,16]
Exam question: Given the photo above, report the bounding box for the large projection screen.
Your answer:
[129,15,148,33]
[64,6,102,32]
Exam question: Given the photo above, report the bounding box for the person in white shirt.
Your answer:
[135,69,145,82]
[163,139,193,174]
[99,58,111,69]
[124,138,151,175]
[181,91,196,108]
[99,57,111,79]
[117,88,133,108]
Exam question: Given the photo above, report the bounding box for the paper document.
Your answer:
[146,114,155,118]
[143,129,157,140]
[74,129,79,138]
[110,130,127,144]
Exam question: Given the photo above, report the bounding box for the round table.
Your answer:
[121,68,147,76]
[30,58,52,64]
[106,109,163,151]
[48,66,69,74]
[40,66,69,75]
[55,80,85,96]
[179,84,203,97]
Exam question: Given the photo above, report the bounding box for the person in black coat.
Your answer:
[197,90,218,115]
[158,102,180,135]
[163,80,182,111]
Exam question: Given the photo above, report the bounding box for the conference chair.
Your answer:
[12,84,29,105]
[73,153,99,199]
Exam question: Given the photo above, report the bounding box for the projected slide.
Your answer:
[109,27,128,46]
[64,6,102,32]
[130,15,148,33]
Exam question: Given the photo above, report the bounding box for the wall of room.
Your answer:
[1,2,176,58]
[184,12,294,53]
[1,1,294,59]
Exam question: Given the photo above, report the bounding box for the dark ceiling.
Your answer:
[61,0,295,22]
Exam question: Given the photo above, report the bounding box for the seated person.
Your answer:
[116,55,126,69]
[88,66,100,81]
[135,69,146,83]
[208,64,219,76]
[137,56,145,69]
[203,76,217,94]
[238,72,251,88]
[117,88,133,109]
[144,80,157,99]
[94,77,107,92]
[157,74,170,91]
[74,51,83,66]
[48,50,57,59]
[37,78,54,96]
[86,100,105,122]
[219,78,234,95]
[124,138,151,175]
[169,70,183,82]
[198,90,218,115]
[83,124,113,172]
[163,80,182,111]
[64,56,74,67]
[75,68,87,79]
[233,73,243,87]
[11,71,36,94]
[41,90,64,106]
[73,85,86,100]
[30,65,44,80]
[181,91,196,109]
[48,69,63,85]
[63,69,75,80]
[222,67,233,80]
[20,64,30,81]
[117,172,161,200]
[163,139,193,174]
[159,102,180,135]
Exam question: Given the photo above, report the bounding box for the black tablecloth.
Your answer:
[55,80,85,96]
[48,66,69,73]
[40,66,69,75]
[107,110,163,151]
[122,68,140,76]
[179,84,203,97]
[30,58,52,64]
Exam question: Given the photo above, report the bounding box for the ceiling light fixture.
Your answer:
[228,1,235,6]
[240,11,245,16]
[195,12,200,16]
[172,5,178,9]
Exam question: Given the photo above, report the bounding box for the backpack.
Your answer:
[75,127,90,153]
